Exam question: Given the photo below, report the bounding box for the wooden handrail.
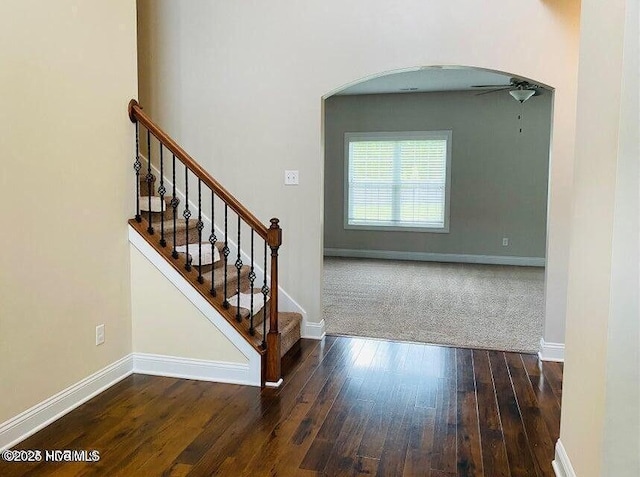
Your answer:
[128,99,270,242]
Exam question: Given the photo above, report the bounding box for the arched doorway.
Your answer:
[321,66,554,353]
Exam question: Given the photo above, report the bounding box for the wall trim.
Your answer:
[140,154,308,323]
[0,354,133,451]
[552,440,577,477]
[539,337,565,362]
[0,350,258,451]
[133,353,255,386]
[302,318,326,340]
[324,248,546,267]
[129,227,262,386]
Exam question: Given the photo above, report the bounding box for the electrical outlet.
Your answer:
[284,170,299,185]
[502,237,509,246]
[96,324,105,346]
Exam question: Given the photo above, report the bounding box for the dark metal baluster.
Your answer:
[146,129,154,234]
[197,179,204,283]
[134,122,141,222]
[249,230,256,335]
[209,191,217,296]
[158,144,166,247]
[262,241,268,348]
[183,166,192,271]
[222,204,230,308]
[171,154,179,259]
[235,215,243,322]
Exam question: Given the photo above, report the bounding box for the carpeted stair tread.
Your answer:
[202,265,251,294]
[137,216,202,247]
[255,312,302,358]
[139,215,230,253]
[226,289,271,325]
[139,196,167,213]
[139,177,155,197]
[175,243,226,273]
[139,196,177,217]
[139,216,195,234]
[223,288,300,358]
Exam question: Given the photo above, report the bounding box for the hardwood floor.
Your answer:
[1,336,563,476]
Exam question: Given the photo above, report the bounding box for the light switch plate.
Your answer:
[284,170,299,185]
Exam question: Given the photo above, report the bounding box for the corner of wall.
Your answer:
[539,337,565,362]
[552,440,577,477]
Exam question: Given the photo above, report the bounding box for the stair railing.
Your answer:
[128,99,282,385]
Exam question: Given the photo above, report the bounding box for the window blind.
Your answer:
[347,133,450,230]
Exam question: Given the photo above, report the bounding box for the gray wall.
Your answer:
[323,90,552,259]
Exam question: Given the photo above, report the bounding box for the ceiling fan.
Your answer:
[471,78,544,103]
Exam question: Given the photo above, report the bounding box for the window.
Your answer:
[344,131,452,232]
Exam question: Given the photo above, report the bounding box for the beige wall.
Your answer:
[324,91,552,259]
[601,1,640,471]
[560,0,639,475]
[0,0,138,422]
[137,0,580,347]
[130,246,247,363]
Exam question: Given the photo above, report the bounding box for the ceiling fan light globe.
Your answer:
[509,89,536,103]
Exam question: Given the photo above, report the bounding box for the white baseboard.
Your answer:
[302,318,326,340]
[133,353,256,386]
[129,227,262,386]
[324,248,546,267]
[0,350,259,450]
[539,338,565,362]
[552,440,577,477]
[0,355,133,451]
[278,288,309,329]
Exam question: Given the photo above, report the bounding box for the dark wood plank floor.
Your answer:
[1,336,563,477]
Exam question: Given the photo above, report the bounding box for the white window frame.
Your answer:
[343,130,452,233]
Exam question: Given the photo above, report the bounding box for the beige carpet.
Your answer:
[322,257,544,353]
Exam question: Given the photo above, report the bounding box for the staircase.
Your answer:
[127,99,301,387]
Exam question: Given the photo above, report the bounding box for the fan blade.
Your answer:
[475,87,511,96]
[471,84,512,88]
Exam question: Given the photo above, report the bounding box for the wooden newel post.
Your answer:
[265,218,282,384]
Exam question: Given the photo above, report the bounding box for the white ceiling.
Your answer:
[335,67,516,96]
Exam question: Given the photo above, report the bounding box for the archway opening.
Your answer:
[321,66,554,353]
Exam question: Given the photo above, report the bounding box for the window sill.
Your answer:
[344,223,449,233]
